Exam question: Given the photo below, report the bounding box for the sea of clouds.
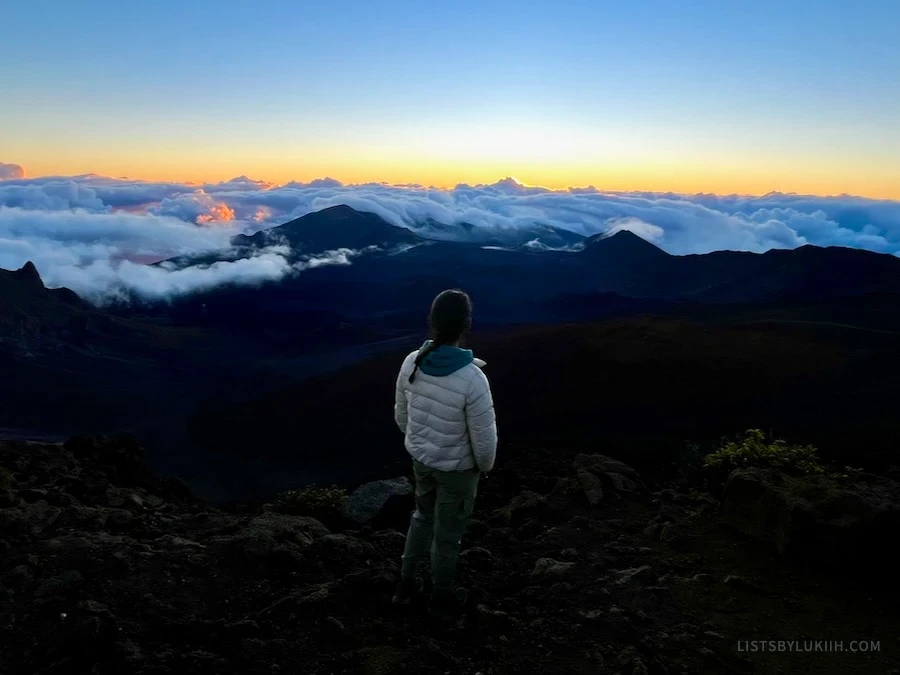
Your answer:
[2,162,899,304]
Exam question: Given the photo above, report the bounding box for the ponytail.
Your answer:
[409,340,439,383]
[409,289,472,383]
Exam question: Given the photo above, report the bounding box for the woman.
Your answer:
[392,289,498,619]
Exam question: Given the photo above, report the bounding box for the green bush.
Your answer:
[703,429,825,481]
[272,484,348,522]
[0,466,12,490]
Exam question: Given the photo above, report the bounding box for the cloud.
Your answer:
[0,163,25,180]
[52,246,364,306]
[603,217,666,243]
[0,189,370,304]
[2,163,900,305]
[55,250,295,305]
[149,190,236,225]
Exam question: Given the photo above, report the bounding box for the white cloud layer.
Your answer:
[2,163,900,304]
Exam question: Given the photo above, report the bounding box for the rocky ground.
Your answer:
[1,436,898,674]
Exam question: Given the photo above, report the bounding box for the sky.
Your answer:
[2,0,899,198]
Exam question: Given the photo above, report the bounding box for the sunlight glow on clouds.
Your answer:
[149,190,236,225]
[0,163,25,180]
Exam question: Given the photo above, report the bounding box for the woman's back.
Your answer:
[395,346,496,472]
[392,288,498,619]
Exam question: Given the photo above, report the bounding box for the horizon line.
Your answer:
[10,169,898,203]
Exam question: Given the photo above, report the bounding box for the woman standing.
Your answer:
[392,289,498,619]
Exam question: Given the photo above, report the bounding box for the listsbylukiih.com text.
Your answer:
[738,640,881,653]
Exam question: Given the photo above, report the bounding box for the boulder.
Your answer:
[370,529,407,549]
[532,558,575,577]
[56,474,109,504]
[0,501,62,535]
[311,534,373,565]
[246,512,330,542]
[577,469,604,506]
[498,491,548,526]
[212,513,327,567]
[547,477,581,511]
[106,509,135,532]
[606,472,638,493]
[722,468,900,575]
[6,564,34,589]
[572,455,645,497]
[258,582,338,622]
[643,523,661,539]
[154,535,207,550]
[460,546,495,572]
[346,477,413,527]
[62,505,108,531]
[573,454,641,480]
[615,565,656,585]
[35,570,84,599]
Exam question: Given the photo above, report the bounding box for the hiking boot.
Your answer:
[392,575,424,607]
[428,585,469,620]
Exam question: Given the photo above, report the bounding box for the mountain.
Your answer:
[160,205,424,271]
[7,205,900,501]
[580,229,670,262]
[155,207,900,328]
[144,206,900,336]
[232,204,423,254]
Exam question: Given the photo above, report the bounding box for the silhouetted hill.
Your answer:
[0,262,250,447]
[581,229,670,261]
[657,244,900,303]
[0,261,99,354]
[189,297,900,477]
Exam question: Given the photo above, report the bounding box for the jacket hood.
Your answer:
[418,340,480,376]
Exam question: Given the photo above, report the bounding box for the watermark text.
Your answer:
[737,640,880,653]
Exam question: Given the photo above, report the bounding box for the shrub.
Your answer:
[272,484,348,523]
[0,466,12,491]
[675,440,705,474]
[703,429,825,483]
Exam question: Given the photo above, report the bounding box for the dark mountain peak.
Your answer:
[232,205,422,255]
[16,261,45,288]
[316,204,362,219]
[276,205,421,245]
[581,229,669,260]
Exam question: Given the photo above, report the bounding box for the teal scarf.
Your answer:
[418,340,474,376]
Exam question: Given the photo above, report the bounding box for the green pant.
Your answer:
[400,460,480,589]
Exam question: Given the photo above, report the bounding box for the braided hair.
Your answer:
[409,289,473,383]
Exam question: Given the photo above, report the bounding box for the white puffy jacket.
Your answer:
[394,349,498,472]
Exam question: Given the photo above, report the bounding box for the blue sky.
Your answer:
[2,0,899,196]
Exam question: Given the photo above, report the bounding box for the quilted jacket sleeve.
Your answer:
[466,368,498,472]
[394,352,413,434]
